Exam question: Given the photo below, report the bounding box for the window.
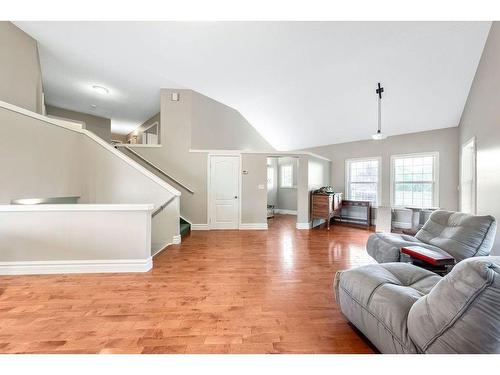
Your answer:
[345,158,380,205]
[280,164,294,188]
[267,165,274,190]
[391,152,439,208]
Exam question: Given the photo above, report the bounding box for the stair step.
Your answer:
[180,221,191,236]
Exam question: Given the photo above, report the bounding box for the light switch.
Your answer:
[258,184,265,190]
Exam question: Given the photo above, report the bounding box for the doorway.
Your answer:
[208,155,241,229]
[461,137,476,214]
[267,156,299,228]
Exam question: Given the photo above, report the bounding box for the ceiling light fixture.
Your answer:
[372,82,387,140]
[92,85,109,95]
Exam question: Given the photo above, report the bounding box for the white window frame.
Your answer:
[279,164,294,188]
[390,152,439,208]
[345,157,382,206]
[267,164,274,190]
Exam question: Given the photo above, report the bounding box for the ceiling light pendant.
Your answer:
[372,82,387,140]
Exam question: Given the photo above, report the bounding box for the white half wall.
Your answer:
[0,204,153,275]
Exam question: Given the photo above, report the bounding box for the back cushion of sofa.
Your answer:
[407,256,500,353]
[415,210,496,261]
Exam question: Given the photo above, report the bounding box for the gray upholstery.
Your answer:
[334,256,500,353]
[415,210,497,261]
[367,210,496,263]
[408,257,500,353]
[366,232,445,263]
[334,263,441,353]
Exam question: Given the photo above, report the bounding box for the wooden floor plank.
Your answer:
[0,214,376,354]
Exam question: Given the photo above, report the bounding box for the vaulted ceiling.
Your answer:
[15,21,491,150]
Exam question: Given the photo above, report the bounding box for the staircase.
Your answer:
[115,144,194,241]
[180,217,191,237]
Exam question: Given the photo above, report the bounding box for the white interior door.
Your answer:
[461,137,476,214]
[209,155,240,229]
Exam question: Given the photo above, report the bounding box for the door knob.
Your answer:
[234,196,238,199]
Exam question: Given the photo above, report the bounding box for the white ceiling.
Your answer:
[15,21,491,150]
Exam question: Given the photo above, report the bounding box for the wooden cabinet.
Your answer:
[311,192,342,230]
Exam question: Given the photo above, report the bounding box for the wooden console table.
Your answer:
[311,192,342,230]
[335,200,371,228]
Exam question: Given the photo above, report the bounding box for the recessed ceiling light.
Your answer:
[90,104,97,109]
[92,85,109,95]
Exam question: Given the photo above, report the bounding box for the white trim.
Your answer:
[296,222,312,230]
[239,223,268,230]
[0,100,180,197]
[0,258,153,275]
[0,204,154,212]
[189,148,331,162]
[180,215,192,224]
[191,223,209,230]
[46,114,86,128]
[119,144,162,148]
[345,156,382,207]
[0,100,83,131]
[390,151,440,208]
[143,121,159,133]
[172,235,182,244]
[275,209,297,215]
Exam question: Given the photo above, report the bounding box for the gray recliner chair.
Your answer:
[334,256,500,353]
[367,210,497,263]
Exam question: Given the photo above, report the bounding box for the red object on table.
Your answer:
[401,246,455,266]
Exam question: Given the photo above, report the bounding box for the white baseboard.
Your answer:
[172,234,182,244]
[239,223,268,230]
[191,223,209,230]
[296,222,312,230]
[0,257,153,275]
[274,209,297,215]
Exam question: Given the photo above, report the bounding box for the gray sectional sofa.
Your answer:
[334,256,500,353]
[367,210,497,263]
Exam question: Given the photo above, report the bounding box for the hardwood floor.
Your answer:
[0,215,376,354]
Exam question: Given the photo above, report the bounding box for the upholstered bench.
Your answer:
[334,256,500,353]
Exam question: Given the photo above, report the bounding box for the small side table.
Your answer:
[401,245,455,276]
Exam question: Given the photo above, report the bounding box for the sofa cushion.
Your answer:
[335,263,441,353]
[415,210,497,261]
[366,232,445,263]
[407,256,500,353]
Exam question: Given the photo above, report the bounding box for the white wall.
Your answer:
[0,105,82,203]
[241,154,268,224]
[304,127,459,211]
[0,102,180,259]
[46,105,112,142]
[459,22,500,255]
[191,92,274,151]
[0,205,152,268]
[129,89,276,225]
[0,22,44,114]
